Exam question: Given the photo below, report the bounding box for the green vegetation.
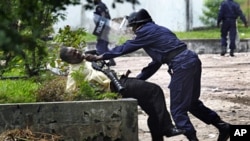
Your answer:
[0,79,38,103]
[70,67,118,100]
[0,0,81,78]
[175,26,250,39]
[199,0,221,26]
[0,26,118,104]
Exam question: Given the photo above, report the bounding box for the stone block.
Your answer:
[0,99,138,141]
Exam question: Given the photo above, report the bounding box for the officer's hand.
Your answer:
[85,54,102,61]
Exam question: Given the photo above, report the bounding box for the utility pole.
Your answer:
[186,0,193,31]
[248,0,250,24]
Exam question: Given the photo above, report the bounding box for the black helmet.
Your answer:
[126,9,152,27]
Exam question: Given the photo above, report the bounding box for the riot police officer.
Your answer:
[85,9,231,141]
[93,0,116,66]
[217,0,248,56]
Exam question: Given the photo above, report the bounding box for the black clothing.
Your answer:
[118,77,175,141]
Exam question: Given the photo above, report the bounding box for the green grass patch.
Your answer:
[175,26,250,39]
[0,79,39,103]
[84,26,250,43]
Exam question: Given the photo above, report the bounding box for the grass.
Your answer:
[0,79,38,103]
[175,26,250,39]
[84,26,250,42]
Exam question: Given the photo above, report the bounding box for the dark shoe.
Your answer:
[108,59,116,66]
[230,50,235,57]
[189,138,199,141]
[188,138,199,141]
[220,46,227,56]
[212,119,230,141]
[186,133,199,141]
[164,127,186,137]
[217,122,230,141]
[152,136,163,141]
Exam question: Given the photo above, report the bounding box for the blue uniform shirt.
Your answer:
[101,22,189,80]
[217,0,247,24]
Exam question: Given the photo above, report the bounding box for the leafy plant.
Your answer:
[53,25,87,48]
[0,0,81,78]
[199,0,222,26]
[69,66,119,100]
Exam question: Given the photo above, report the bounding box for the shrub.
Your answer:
[35,76,67,102]
[69,67,119,100]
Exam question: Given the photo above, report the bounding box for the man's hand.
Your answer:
[85,54,102,61]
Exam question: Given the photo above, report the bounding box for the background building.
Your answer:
[53,0,205,32]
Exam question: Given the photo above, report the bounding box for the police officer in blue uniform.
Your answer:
[93,0,116,66]
[85,9,231,141]
[217,0,248,56]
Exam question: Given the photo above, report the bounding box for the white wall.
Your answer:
[53,0,206,33]
[191,0,205,28]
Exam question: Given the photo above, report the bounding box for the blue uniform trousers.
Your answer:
[168,50,220,137]
[221,19,237,50]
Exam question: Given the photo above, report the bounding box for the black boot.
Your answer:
[164,127,186,137]
[212,119,230,141]
[151,135,164,141]
[220,46,227,56]
[186,133,199,141]
[230,49,235,57]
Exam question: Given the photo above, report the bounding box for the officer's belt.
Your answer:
[224,18,236,21]
[163,46,187,64]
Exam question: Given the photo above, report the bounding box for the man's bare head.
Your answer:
[59,47,85,64]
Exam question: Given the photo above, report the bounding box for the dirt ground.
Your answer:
[112,52,250,141]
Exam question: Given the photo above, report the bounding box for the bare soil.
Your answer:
[112,52,250,141]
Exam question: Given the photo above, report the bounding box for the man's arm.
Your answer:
[236,6,248,27]
[217,3,225,27]
[136,61,162,80]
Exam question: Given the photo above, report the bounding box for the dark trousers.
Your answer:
[220,19,237,50]
[119,77,174,141]
[169,56,220,137]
